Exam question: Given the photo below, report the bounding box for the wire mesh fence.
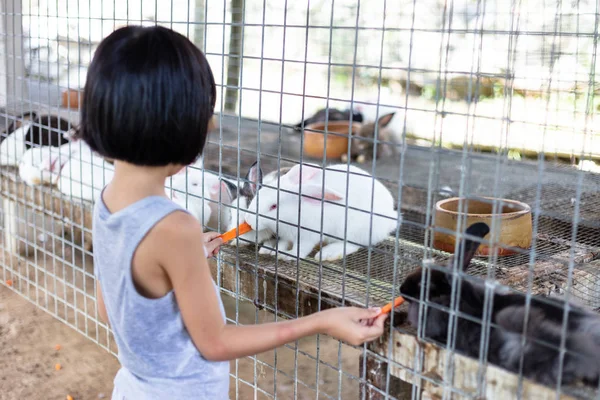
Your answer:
[1,0,600,399]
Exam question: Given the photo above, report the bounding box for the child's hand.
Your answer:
[203,231,223,258]
[318,307,388,346]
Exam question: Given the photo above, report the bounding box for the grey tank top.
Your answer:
[93,192,230,399]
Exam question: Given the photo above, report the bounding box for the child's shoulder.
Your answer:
[155,209,204,242]
[138,208,205,268]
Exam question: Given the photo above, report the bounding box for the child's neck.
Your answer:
[103,161,178,213]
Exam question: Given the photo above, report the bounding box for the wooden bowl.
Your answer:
[303,121,361,159]
[61,89,82,109]
[434,197,532,256]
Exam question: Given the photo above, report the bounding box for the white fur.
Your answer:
[245,163,400,261]
[19,145,65,185]
[18,140,114,202]
[226,168,282,248]
[0,124,32,166]
[57,141,115,202]
[165,163,233,230]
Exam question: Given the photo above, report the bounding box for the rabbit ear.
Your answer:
[209,181,234,205]
[449,222,489,272]
[284,163,321,185]
[300,183,344,204]
[37,151,62,184]
[377,112,395,127]
[241,161,262,198]
[221,179,238,200]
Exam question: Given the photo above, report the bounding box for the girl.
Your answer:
[76,25,388,399]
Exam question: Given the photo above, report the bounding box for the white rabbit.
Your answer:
[224,162,293,252]
[165,163,235,230]
[244,163,400,261]
[19,144,78,186]
[53,140,115,202]
[19,145,57,185]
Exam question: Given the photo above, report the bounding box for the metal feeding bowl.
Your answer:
[434,196,533,256]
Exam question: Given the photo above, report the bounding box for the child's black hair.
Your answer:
[75,25,216,166]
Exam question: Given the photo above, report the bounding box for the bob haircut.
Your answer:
[75,25,216,166]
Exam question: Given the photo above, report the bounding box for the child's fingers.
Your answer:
[373,313,388,328]
[361,316,387,341]
[353,307,381,322]
[205,242,221,256]
[203,231,222,241]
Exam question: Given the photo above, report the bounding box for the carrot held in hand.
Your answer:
[218,222,253,243]
[379,296,405,315]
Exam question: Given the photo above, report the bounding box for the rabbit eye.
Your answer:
[269,204,277,211]
[192,183,198,186]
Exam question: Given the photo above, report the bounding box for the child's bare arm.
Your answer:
[96,283,109,324]
[157,213,386,362]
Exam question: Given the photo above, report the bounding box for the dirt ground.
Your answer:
[0,284,363,400]
[0,284,119,400]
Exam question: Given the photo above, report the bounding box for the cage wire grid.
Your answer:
[0,0,600,399]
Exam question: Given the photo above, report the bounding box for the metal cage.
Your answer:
[1,0,599,399]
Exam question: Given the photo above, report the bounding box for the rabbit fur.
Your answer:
[22,140,115,202]
[166,163,235,230]
[224,162,292,252]
[341,112,397,164]
[19,144,76,186]
[1,113,71,166]
[244,163,400,261]
[18,140,105,250]
[294,107,364,131]
[399,221,600,387]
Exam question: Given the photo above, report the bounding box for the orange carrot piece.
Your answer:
[55,363,62,371]
[5,279,12,287]
[67,395,74,400]
[55,344,61,351]
[379,296,405,315]
[218,222,253,243]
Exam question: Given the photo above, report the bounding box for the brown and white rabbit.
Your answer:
[341,112,396,164]
[244,163,400,261]
[293,107,363,132]
[399,221,600,387]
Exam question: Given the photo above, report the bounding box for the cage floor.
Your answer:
[221,185,600,312]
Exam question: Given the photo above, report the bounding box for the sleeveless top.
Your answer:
[93,192,230,399]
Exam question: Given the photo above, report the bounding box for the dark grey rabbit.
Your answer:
[398,221,600,387]
[341,112,396,164]
[293,107,363,131]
